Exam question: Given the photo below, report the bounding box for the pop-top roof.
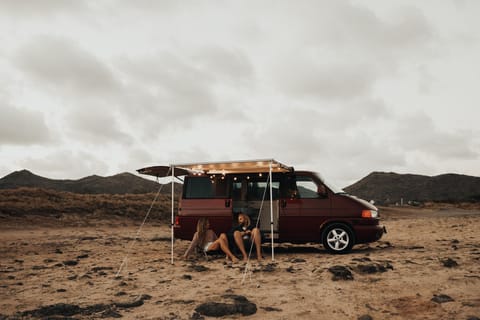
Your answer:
[137,159,292,177]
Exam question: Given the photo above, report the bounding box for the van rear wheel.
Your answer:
[322,223,354,254]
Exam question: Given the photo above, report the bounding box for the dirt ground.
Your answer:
[1,206,479,319]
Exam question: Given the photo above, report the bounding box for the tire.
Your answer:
[322,223,354,254]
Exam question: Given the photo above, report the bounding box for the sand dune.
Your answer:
[1,206,479,319]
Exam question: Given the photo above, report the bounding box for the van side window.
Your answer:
[231,177,280,200]
[296,176,323,199]
[184,176,227,199]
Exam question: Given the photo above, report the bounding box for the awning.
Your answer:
[173,159,293,174]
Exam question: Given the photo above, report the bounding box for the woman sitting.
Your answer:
[183,218,239,262]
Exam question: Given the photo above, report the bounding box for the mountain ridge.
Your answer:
[344,171,480,205]
[0,169,180,195]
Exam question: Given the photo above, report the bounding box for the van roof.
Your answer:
[137,159,293,177]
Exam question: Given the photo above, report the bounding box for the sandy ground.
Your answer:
[1,207,479,320]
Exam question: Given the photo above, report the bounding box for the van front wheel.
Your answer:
[322,223,354,254]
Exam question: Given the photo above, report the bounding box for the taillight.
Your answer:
[175,216,180,225]
[362,210,378,218]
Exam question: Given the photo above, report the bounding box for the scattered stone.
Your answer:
[356,262,393,274]
[63,260,78,266]
[261,263,277,272]
[358,315,373,320]
[20,303,81,317]
[261,306,282,312]
[92,266,113,272]
[32,265,48,270]
[290,258,306,263]
[182,274,193,280]
[114,294,150,308]
[188,265,209,272]
[55,249,63,254]
[466,316,480,320]
[77,254,89,259]
[442,258,458,268]
[101,308,122,318]
[56,288,67,292]
[80,236,98,241]
[406,246,425,250]
[114,291,127,297]
[67,275,78,280]
[191,311,205,319]
[328,265,353,281]
[286,266,295,273]
[431,294,454,304]
[195,295,256,317]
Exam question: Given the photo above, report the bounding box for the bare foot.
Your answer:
[231,256,239,263]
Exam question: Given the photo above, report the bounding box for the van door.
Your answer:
[279,174,331,243]
[231,174,280,238]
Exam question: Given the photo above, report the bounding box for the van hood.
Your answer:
[340,193,377,210]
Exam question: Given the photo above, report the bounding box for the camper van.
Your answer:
[138,159,385,254]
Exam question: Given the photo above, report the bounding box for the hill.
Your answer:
[0,169,181,195]
[344,172,480,205]
[0,187,173,220]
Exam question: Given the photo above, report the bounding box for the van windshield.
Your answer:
[314,172,345,194]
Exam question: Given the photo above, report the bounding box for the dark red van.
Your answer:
[138,159,385,254]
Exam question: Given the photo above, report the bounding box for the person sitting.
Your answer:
[183,218,239,262]
[230,213,263,261]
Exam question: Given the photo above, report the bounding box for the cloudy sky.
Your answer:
[0,0,479,188]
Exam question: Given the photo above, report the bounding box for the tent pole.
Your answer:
[269,161,274,261]
[171,165,174,265]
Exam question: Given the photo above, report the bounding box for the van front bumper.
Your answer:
[354,224,386,244]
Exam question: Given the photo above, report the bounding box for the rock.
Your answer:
[442,258,458,268]
[328,265,353,281]
[63,260,78,266]
[21,303,81,317]
[195,295,256,317]
[356,262,393,274]
[261,306,282,312]
[290,258,306,263]
[431,294,454,304]
[358,315,373,320]
[189,265,209,272]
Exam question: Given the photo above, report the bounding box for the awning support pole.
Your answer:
[171,165,175,265]
[269,161,274,261]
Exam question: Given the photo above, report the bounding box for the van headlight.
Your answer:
[362,210,378,218]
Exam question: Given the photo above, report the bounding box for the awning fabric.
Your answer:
[173,159,293,174]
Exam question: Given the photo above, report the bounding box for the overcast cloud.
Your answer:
[0,0,479,187]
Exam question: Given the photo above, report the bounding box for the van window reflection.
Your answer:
[296,177,327,199]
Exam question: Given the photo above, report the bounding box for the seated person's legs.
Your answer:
[233,230,248,261]
[207,233,238,262]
